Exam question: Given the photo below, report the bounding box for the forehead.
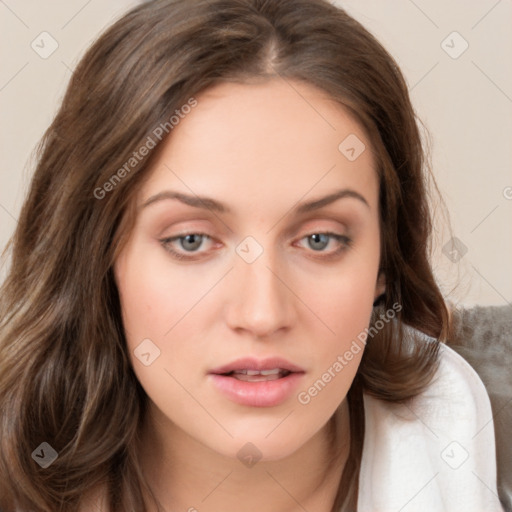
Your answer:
[139,78,378,213]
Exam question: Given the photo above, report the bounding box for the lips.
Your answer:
[209,357,305,376]
[226,368,290,382]
[208,357,306,407]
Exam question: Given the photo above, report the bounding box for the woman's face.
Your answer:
[114,78,385,461]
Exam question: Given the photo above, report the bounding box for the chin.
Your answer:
[216,436,307,464]
[202,416,328,464]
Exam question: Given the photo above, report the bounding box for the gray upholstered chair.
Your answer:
[448,304,512,511]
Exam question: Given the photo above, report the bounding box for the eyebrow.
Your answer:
[141,188,369,214]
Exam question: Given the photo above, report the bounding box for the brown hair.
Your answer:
[0,0,451,510]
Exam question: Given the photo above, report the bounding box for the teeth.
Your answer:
[228,368,291,382]
[234,368,282,376]
[233,373,281,382]
[259,368,281,375]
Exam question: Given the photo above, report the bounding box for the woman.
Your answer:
[0,0,503,511]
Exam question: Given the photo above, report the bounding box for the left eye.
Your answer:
[297,232,351,254]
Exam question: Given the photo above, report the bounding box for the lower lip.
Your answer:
[208,372,305,407]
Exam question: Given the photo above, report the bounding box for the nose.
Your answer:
[225,247,296,339]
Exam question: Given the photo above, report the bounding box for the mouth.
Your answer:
[218,368,293,382]
[208,357,305,407]
[209,358,304,381]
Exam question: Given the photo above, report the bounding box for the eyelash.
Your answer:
[159,231,352,261]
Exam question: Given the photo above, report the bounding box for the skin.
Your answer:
[109,78,385,512]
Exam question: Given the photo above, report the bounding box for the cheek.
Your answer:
[116,244,207,344]
[309,279,372,372]
[295,277,373,411]
[300,261,377,339]
[115,245,219,389]
[294,251,378,389]
[114,249,198,407]
[117,269,172,344]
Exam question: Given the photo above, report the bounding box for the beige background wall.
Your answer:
[1,0,511,307]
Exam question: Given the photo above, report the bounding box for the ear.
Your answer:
[373,271,386,305]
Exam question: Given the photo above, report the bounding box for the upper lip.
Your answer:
[209,357,305,375]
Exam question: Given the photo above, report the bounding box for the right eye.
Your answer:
[160,233,216,260]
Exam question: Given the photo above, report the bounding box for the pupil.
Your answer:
[182,234,202,251]
[309,233,328,250]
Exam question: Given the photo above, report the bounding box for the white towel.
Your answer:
[358,342,503,511]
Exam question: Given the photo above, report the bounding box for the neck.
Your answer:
[139,400,351,512]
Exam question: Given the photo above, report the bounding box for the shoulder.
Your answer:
[358,337,504,512]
